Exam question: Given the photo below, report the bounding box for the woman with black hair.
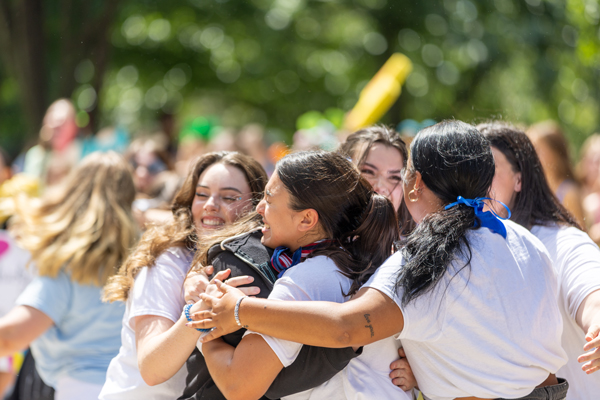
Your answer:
[191,120,568,400]
[478,122,600,400]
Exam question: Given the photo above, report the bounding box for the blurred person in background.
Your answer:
[338,125,415,236]
[237,124,275,176]
[126,137,181,227]
[208,128,237,153]
[0,152,137,400]
[0,148,11,188]
[0,146,32,397]
[100,152,267,400]
[22,99,81,188]
[578,134,600,243]
[527,121,586,228]
[480,122,600,399]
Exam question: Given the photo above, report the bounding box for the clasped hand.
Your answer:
[184,269,258,339]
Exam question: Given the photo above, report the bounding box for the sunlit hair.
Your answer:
[338,125,414,235]
[13,151,137,286]
[103,151,267,302]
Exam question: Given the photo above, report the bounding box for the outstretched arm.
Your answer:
[577,289,600,374]
[190,281,404,348]
[0,306,53,357]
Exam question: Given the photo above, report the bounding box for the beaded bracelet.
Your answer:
[184,303,211,333]
[234,296,248,327]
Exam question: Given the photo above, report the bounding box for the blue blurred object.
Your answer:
[397,119,436,137]
[80,126,130,159]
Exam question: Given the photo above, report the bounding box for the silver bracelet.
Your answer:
[234,296,248,327]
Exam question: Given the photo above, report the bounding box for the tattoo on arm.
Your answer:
[363,313,374,337]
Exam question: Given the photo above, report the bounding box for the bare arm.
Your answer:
[137,272,260,386]
[203,334,284,400]
[0,306,53,357]
[577,289,600,374]
[190,281,404,348]
[135,314,200,386]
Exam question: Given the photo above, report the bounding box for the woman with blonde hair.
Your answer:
[0,151,137,400]
[100,151,268,400]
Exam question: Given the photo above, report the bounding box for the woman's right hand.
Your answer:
[188,280,248,340]
[188,276,261,315]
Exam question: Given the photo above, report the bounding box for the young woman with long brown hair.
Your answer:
[100,151,267,400]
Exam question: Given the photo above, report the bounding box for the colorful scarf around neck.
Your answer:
[270,239,331,278]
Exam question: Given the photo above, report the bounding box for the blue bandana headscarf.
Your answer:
[444,196,511,238]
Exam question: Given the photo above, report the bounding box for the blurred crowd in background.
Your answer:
[3,97,600,242]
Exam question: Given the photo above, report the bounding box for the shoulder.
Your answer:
[282,255,340,280]
[503,220,548,252]
[274,256,351,302]
[152,246,194,274]
[209,230,271,267]
[533,224,596,251]
[164,245,194,263]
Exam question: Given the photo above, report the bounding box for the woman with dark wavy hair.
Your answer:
[479,122,600,400]
[191,121,568,400]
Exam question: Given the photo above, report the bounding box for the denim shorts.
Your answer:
[496,378,568,400]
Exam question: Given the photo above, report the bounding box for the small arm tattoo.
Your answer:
[364,313,374,337]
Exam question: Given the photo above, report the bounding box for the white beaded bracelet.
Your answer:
[234,296,248,327]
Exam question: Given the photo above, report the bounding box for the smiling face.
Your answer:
[489,146,521,213]
[358,143,404,211]
[191,162,253,237]
[256,172,313,251]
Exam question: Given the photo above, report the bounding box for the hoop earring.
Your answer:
[408,188,419,202]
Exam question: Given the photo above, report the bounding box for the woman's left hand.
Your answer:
[187,280,248,340]
[389,347,418,391]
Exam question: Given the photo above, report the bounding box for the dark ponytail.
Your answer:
[277,151,399,295]
[397,120,495,306]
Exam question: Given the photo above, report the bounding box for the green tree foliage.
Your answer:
[1,0,599,155]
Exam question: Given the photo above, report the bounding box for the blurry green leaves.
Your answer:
[72,0,600,148]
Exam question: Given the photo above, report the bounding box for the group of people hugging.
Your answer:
[0,120,598,400]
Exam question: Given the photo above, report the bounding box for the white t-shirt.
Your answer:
[0,230,33,373]
[365,221,567,400]
[99,247,193,400]
[248,255,411,400]
[0,230,33,318]
[531,224,600,400]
